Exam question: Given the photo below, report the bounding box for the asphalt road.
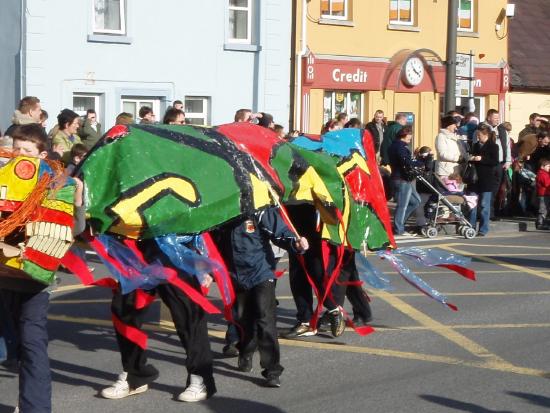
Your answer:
[1,230,550,413]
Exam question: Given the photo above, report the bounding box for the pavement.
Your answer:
[1,229,550,412]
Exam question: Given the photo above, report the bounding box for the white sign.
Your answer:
[456,79,470,98]
[456,53,473,78]
[332,68,368,83]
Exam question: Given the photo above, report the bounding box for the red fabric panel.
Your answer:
[438,264,476,281]
[112,313,148,349]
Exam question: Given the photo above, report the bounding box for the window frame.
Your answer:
[120,97,160,122]
[389,0,414,27]
[457,0,475,32]
[321,0,349,21]
[73,93,101,118]
[184,96,210,126]
[323,91,364,124]
[92,0,126,35]
[228,0,252,44]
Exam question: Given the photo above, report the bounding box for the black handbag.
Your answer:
[463,162,478,185]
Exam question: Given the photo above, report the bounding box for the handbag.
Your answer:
[462,162,478,185]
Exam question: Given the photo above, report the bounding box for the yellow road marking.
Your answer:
[375,290,507,362]
[385,323,550,331]
[54,284,92,293]
[47,314,548,378]
[451,243,550,251]
[49,290,550,305]
[440,245,550,281]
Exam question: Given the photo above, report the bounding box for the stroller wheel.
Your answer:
[464,227,476,239]
[420,227,428,237]
[457,225,465,235]
[426,227,438,238]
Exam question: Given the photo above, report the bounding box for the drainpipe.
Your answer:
[294,0,307,132]
[19,0,27,98]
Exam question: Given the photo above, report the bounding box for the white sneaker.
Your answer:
[100,371,148,399]
[177,374,208,402]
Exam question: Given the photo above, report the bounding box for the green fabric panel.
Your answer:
[347,203,391,250]
[83,126,244,237]
[51,185,75,205]
[22,260,54,285]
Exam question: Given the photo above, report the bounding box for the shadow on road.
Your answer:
[204,396,286,413]
[473,256,550,270]
[507,391,550,409]
[419,395,514,413]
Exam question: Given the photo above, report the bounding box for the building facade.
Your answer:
[507,0,550,134]
[0,0,292,132]
[292,0,509,148]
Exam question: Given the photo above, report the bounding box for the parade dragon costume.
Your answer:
[60,123,476,343]
[0,152,75,285]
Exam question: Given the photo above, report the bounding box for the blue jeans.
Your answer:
[469,192,492,235]
[0,295,17,362]
[0,290,51,413]
[393,179,421,235]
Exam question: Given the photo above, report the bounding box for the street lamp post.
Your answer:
[445,0,459,114]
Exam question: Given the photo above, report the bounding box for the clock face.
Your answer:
[403,57,425,86]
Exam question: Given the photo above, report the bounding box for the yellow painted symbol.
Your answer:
[109,176,198,238]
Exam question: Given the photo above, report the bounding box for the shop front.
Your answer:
[300,51,509,149]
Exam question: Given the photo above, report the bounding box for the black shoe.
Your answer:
[264,376,281,388]
[329,308,345,337]
[222,343,239,357]
[237,355,253,372]
[283,322,317,338]
[317,312,330,333]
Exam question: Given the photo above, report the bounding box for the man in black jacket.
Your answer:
[388,127,421,236]
[212,207,308,387]
[365,110,385,156]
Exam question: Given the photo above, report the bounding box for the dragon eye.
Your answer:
[14,160,37,180]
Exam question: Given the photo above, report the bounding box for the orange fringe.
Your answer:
[0,153,67,239]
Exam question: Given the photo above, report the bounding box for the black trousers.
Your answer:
[342,251,372,321]
[236,279,283,379]
[111,283,216,395]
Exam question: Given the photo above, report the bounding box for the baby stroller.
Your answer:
[414,170,477,239]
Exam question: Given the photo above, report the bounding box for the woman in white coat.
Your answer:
[435,115,468,179]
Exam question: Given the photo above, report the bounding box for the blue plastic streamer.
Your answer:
[378,250,458,311]
[96,235,169,294]
[155,234,229,297]
[394,247,471,267]
[355,253,393,291]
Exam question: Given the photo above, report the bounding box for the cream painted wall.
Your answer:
[309,88,326,134]
[507,92,550,137]
[298,0,508,64]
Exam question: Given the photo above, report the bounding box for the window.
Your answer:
[458,0,474,32]
[185,97,210,126]
[228,0,251,43]
[389,0,413,26]
[93,0,126,35]
[121,97,160,122]
[73,93,101,117]
[321,0,348,20]
[323,91,362,124]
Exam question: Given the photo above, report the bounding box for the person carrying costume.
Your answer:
[100,237,217,403]
[211,207,308,387]
[0,123,83,413]
[284,204,347,338]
